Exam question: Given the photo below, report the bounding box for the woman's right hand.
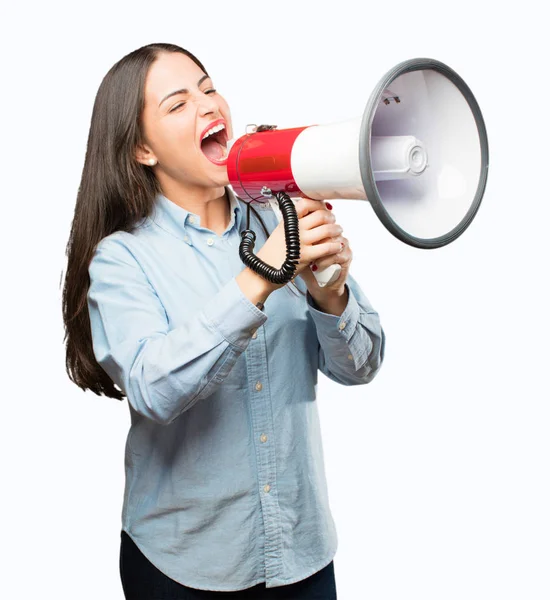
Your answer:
[256,197,343,293]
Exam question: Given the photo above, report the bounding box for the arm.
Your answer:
[306,272,385,386]
[87,236,269,425]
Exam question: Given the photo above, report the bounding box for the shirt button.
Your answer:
[263,484,271,493]
[260,434,268,443]
[251,329,257,339]
[188,215,195,224]
[255,381,262,391]
[339,321,347,330]
[184,235,191,244]
[207,238,214,246]
[347,353,353,360]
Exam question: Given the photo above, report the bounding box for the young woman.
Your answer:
[62,42,385,599]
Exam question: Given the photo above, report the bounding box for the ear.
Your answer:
[135,144,157,166]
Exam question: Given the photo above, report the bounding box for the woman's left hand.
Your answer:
[297,226,353,297]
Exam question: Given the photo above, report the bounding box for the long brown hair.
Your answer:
[61,42,304,402]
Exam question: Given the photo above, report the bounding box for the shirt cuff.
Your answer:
[306,283,371,366]
[202,277,268,350]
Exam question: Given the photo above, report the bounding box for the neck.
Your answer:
[158,177,230,234]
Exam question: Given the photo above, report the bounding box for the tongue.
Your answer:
[201,138,224,161]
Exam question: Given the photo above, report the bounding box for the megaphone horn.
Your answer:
[227,57,489,287]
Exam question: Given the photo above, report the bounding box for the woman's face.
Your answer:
[137,52,233,189]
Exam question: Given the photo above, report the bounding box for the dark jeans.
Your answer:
[120,530,337,599]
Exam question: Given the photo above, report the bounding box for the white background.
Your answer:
[2,1,548,598]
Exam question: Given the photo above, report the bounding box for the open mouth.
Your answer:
[200,120,229,165]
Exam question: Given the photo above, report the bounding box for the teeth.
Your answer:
[202,123,226,140]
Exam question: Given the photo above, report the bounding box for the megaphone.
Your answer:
[226,57,489,288]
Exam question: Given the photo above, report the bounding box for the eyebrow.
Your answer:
[158,74,211,108]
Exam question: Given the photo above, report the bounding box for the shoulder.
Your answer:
[93,212,154,253]
[94,230,133,255]
[90,231,147,273]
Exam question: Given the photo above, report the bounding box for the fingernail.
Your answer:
[326,202,333,210]
[311,264,318,271]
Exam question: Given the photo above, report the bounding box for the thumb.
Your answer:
[293,196,315,219]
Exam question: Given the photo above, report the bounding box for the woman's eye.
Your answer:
[169,89,216,113]
[169,102,186,113]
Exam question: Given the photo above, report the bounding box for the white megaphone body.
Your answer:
[225,57,489,288]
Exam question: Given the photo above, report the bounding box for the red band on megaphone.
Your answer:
[227,126,308,200]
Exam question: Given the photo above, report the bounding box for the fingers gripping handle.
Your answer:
[267,197,342,288]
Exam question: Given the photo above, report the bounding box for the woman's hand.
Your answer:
[295,199,352,296]
[293,198,353,316]
[256,197,344,293]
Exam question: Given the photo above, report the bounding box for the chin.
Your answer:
[204,161,230,188]
[206,171,229,189]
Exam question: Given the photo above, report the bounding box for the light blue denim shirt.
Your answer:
[87,187,385,591]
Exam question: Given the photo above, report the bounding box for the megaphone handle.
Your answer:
[313,263,342,288]
[267,197,342,288]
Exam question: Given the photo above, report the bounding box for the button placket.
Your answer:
[245,328,282,580]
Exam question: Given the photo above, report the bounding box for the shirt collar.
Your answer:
[151,186,243,240]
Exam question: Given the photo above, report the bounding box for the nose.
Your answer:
[197,91,220,117]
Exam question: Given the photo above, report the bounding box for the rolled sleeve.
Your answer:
[306,273,385,385]
[87,236,268,424]
[203,277,267,350]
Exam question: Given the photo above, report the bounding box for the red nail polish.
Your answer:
[311,264,318,271]
[326,202,333,210]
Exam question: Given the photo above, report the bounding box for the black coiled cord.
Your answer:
[238,191,300,285]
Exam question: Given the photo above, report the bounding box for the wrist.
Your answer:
[308,285,348,316]
[236,267,274,306]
